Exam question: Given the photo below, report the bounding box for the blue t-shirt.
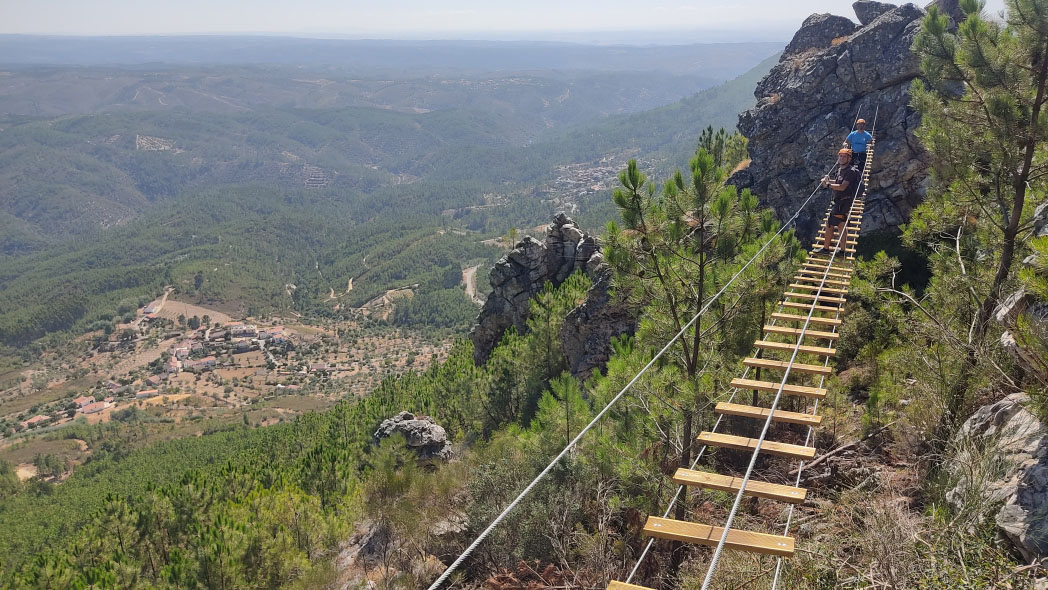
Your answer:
[847,130,873,153]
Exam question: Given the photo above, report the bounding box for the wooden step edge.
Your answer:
[609,582,654,590]
[770,312,842,327]
[793,276,850,286]
[643,516,795,557]
[780,301,843,313]
[697,431,817,460]
[672,467,809,504]
[753,339,837,357]
[730,377,827,399]
[784,291,848,304]
[715,401,823,428]
[789,283,849,294]
[743,357,833,375]
[763,324,839,340]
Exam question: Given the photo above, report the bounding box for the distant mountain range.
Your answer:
[0,36,783,78]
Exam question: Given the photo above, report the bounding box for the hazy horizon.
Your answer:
[1,0,1008,42]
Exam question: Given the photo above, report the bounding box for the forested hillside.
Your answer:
[0,53,779,350]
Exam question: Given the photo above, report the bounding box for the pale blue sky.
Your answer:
[1,0,1008,40]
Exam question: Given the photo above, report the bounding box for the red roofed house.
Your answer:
[73,395,95,408]
[146,375,163,386]
[20,415,50,429]
[185,356,216,373]
[82,401,108,414]
[136,389,159,399]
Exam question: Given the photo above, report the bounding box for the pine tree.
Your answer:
[909,0,1048,445]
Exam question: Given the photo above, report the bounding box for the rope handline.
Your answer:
[700,107,879,590]
[426,138,852,590]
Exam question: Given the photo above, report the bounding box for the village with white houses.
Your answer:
[0,290,454,479]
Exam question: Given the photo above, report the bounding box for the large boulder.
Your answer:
[947,393,1048,561]
[736,2,935,239]
[470,214,634,377]
[373,412,452,461]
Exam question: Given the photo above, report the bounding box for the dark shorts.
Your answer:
[853,151,867,170]
[830,197,853,225]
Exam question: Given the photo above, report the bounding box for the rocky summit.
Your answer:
[470,214,635,378]
[733,1,964,239]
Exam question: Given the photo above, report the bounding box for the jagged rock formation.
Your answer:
[373,411,452,461]
[470,214,635,378]
[947,393,1048,561]
[732,1,961,239]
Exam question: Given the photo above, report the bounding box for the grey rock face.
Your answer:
[783,14,858,57]
[373,411,452,461]
[853,0,896,24]
[737,2,931,239]
[470,214,634,378]
[948,393,1048,561]
[560,264,637,381]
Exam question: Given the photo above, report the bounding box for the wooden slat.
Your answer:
[696,431,817,460]
[730,377,827,399]
[789,282,848,294]
[672,468,809,503]
[643,516,795,557]
[743,357,832,376]
[771,312,842,327]
[801,262,852,274]
[793,276,850,287]
[608,582,653,590]
[715,401,823,427]
[780,301,842,313]
[784,291,847,304]
[754,339,837,357]
[763,324,839,340]
[797,269,852,282]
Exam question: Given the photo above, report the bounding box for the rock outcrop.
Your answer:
[997,203,1048,381]
[373,412,452,461]
[947,393,1048,561]
[470,214,635,378]
[733,1,959,239]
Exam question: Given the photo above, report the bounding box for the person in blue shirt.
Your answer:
[844,119,873,171]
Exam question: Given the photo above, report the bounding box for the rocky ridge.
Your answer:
[470,214,636,379]
[947,393,1048,562]
[732,1,963,239]
[373,411,452,461]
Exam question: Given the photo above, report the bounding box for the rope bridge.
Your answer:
[428,106,877,590]
[610,130,875,590]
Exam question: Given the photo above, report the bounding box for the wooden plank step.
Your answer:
[789,282,848,294]
[715,401,823,428]
[608,582,653,590]
[730,377,827,399]
[780,301,843,314]
[784,291,848,304]
[743,357,832,376]
[797,269,852,281]
[673,468,808,503]
[771,312,842,327]
[802,261,852,273]
[793,276,850,287]
[754,339,837,357]
[696,431,817,460]
[644,516,794,557]
[763,324,839,340]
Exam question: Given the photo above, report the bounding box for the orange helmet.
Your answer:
[838,148,852,156]
[856,118,866,124]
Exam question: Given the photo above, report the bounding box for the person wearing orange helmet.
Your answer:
[816,148,860,254]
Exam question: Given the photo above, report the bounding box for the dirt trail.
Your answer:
[463,265,482,303]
